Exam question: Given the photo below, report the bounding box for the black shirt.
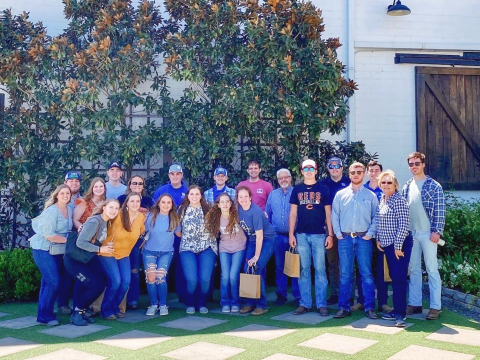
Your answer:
[320,176,350,199]
[290,182,332,234]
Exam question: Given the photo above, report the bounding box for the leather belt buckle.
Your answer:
[350,232,356,238]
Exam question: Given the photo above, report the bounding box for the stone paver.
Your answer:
[160,316,227,331]
[95,330,173,350]
[163,341,245,360]
[262,354,311,360]
[0,316,39,329]
[299,333,378,355]
[266,292,295,303]
[25,348,107,360]
[210,308,250,316]
[343,318,413,335]
[271,311,333,325]
[406,309,430,320]
[388,345,475,360]
[117,309,153,323]
[0,312,9,318]
[224,324,296,341]
[39,324,111,339]
[0,337,42,357]
[426,326,480,347]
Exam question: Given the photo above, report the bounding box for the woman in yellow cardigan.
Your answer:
[99,192,145,319]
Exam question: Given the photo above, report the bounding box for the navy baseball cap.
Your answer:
[108,161,122,170]
[169,164,183,173]
[327,156,343,167]
[214,167,228,176]
[65,171,82,181]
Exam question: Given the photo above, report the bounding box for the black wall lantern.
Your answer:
[387,0,411,16]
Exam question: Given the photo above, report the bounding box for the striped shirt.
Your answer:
[375,192,410,250]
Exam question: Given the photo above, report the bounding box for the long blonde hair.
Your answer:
[44,184,72,208]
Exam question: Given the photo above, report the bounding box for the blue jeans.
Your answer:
[32,249,72,323]
[338,235,375,311]
[99,256,131,318]
[357,239,389,308]
[243,238,276,309]
[219,250,245,307]
[180,248,217,308]
[384,236,413,318]
[127,238,142,305]
[274,234,300,300]
[408,230,442,310]
[143,250,174,307]
[296,233,328,309]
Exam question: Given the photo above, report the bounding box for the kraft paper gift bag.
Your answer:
[90,289,128,314]
[384,256,392,282]
[239,266,261,299]
[284,246,300,278]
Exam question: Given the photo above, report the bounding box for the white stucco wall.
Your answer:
[2,0,480,199]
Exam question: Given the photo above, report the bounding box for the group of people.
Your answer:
[29,152,445,329]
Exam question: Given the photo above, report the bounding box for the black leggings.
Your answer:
[64,256,105,310]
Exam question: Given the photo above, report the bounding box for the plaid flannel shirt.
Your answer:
[401,175,446,235]
[375,192,410,250]
[203,185,236,204]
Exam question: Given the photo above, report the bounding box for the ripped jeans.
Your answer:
[142,250,174,307]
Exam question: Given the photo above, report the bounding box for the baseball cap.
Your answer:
[65,171,82,181]
[169,164,183,173]
[327,156,343,167]
[108,161,122,170]
[214,167,228,176]
[301,159,317,169]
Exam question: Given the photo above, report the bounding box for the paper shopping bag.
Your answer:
[384,256,392,282]
[90,289,128,314]
[284,247,300,278]
[239,266,261,299]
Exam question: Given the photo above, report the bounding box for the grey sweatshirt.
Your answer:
[76,215,108,253]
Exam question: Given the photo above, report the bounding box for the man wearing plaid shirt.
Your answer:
[401,152,445,320]
[204,167,236,204]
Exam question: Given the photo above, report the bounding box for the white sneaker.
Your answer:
[146,305,158,316]
[159,305,169,316]
[222,306,230,313]
[231,306,240,313]
[199,307,208,314]
[186,306,195,314]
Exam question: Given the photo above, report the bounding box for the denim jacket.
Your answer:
[401,176,445,235]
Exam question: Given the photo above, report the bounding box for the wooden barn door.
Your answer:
[416,67,480,190]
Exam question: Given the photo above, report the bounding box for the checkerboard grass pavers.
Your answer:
[0,337,42,357]
[298,333,378,354]
[0,289,479,360]
[271,311,333,325]
[0,316,39,330]
[343,318,414,334]
[159,316,227,331]
[163,341,245,360]
[25,348,107,360]
[223,324,296,341]
[387,345,475,360]
[39,324,111,339]
[94,330,173,350]
[426,325,480,347]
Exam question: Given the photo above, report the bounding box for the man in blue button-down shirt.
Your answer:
[331,162,379,319]
[265,169,300,306]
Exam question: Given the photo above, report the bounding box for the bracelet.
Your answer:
[327,235,333,238]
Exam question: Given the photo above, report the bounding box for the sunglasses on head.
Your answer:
[408,161,422,167]
[131,182,144,186]
[303,167,316,172]
[381,181,393,185]
[328,164,341,169]
[349,170,364,175]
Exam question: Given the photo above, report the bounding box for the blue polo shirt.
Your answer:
[152,182,188,207]
[364,181,383,201]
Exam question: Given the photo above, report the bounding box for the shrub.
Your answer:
[0,248,41,302]
[438,252,480,297]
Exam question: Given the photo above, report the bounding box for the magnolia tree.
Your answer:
[0,1,168,246]
[161,0,373,185]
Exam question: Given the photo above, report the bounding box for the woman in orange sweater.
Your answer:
[98,192,145,319]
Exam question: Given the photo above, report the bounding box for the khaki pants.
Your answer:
[90,289,128,314]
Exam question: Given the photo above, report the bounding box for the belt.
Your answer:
[277,232,289,236]
[342,231,367,238]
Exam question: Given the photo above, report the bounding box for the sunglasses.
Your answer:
[131,182,144,186]
[408,161,422,167]
[328,164,341,169]
[302,167,316,172]
[381,181,393,185]
[349,171,364,175]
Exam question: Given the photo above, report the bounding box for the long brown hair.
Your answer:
[149,194,180,231]
[44,184,71,208]
[83,177,106,203]
[205,193,239,237]
[178,185,210,219]
[121,192,142,232]
[125,175,146,196]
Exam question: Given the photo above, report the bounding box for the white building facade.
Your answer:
[2,0,480,197]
